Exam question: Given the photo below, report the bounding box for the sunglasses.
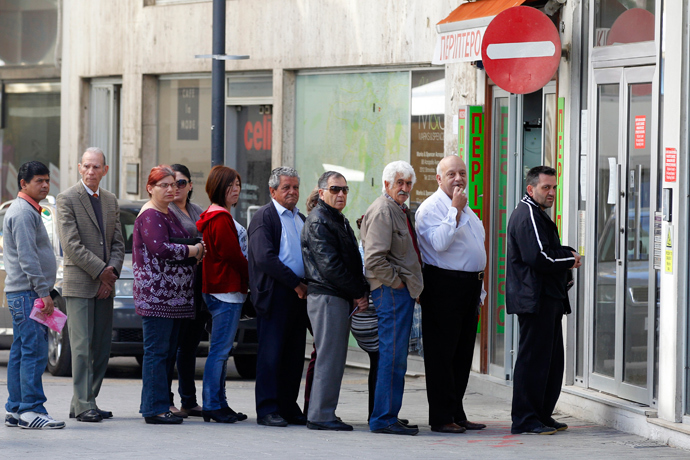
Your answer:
[176,179,189,188]
[328,185,349,195]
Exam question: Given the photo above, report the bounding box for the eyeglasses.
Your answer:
[327,185,349,195]
[155,182,178,190]
[176,179,189,188]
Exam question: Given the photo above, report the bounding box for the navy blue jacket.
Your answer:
[506,194,575,315]
[248,202,306,316]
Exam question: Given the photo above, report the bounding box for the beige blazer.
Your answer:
[360,195,423,298]
[56,182,125,298]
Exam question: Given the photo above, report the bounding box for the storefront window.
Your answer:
[593,0,655,47]
[0,82,60,203]
[158,76,212,209]
[295,71,411,228]
[0,0,58,66]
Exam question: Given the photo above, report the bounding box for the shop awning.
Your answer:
[432,0,528,65]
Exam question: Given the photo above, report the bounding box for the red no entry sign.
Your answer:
[481,6,561,95]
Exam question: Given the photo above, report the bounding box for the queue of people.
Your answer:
[4,152,580,436]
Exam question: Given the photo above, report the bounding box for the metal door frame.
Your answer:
[587,64,658,405]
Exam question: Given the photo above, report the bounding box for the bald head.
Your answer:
[436,156,467,199]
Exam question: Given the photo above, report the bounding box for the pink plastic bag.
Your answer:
[29,297,68,333]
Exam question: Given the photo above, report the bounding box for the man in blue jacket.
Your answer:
[506,166,581,435]
[248,167,309,427]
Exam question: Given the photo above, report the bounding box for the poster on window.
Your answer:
[410,71,445,208]
[177,87,199,140]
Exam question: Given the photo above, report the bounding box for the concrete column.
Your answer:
[273,68,296,168]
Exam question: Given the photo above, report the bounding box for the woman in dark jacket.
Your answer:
[167,164,206,418]
[196,165,249,423]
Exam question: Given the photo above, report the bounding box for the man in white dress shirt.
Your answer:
[415,155,487,434]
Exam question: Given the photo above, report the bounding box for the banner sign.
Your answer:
[556,97,565,237]
[432,27,485,65]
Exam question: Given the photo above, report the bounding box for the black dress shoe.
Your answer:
[398,418,418,429]
[431,423,466,433]
[180,407,203,417]
[456,420,486,430]
[96,409,113,419]
[307,419,353,431]
[548,420,568,431]
[202,409,237,423]
[76,409,103,423]
[373,421,419,436]
[144,412,183,425]
[257,413,288,427]
[511,424,557,435]
[284,414,308,425]
[221,406,247,421]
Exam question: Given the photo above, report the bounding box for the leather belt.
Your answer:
[424,264,484,281]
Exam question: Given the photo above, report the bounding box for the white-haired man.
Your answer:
[360,160,423,436]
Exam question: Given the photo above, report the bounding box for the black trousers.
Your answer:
[168,311,210,409]
[511,296,565,432]
[255,289,308,419]
[420,265,482,426]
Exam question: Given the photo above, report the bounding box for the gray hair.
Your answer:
[82,147,107,166]
[317,171,345,190]
[268,166,300,189]
[381,161,416,194]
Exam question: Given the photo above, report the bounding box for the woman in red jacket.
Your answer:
[196,165,249,423]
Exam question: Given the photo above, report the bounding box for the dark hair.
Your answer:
[206,165,241,208]
[146,165,175,197]
[171,163,193,203]
[317,171,346,190]
[525,166,557,189]
[306,188,320,213]
[17,161,50,191]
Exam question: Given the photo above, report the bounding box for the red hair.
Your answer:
[146,165,175,197]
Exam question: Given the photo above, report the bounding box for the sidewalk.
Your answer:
[0,353,687,459]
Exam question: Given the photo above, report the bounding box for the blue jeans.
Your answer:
[202,294,242,411]
[140,316,181,417]
[369,285,415,431]
[5,290,49,415]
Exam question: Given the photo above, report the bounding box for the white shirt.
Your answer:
[415,187,487,272]
[81,180,100,197]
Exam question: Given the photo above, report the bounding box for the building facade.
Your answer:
[1,0,688,449]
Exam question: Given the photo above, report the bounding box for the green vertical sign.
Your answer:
[556,97,565,238]
[459,106,485,333]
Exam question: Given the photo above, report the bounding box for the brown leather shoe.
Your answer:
[430,423,466,433]
[457,420,486,430]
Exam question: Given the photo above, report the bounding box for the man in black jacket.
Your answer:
[301,171,369,431]
[248,167,309,427]
[506,166,581,436]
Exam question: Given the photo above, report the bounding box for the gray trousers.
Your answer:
[65,296,114,415]
[307,293,351,422]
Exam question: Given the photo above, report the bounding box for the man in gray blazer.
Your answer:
[56,147,125,423]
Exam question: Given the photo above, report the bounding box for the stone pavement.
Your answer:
[0,352,687,459]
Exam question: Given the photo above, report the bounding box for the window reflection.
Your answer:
[594,0,655,47]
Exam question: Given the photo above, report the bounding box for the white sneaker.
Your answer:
[18,411,65,429]
[5,412,19,427]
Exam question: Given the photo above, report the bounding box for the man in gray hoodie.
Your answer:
[3,161,64,430]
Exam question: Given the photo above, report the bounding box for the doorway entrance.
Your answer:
[588,65,658,404]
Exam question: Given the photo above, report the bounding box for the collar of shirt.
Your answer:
[272,198,300,218]
[384,193,408,213]
[17,192,42,214]
[81,180,100,197]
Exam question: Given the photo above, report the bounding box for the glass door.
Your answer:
[589,65,657,404]
[488,87,517,379]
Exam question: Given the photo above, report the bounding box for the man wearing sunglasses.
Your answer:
[300,171,369,432]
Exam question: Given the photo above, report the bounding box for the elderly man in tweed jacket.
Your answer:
[56,147,124,423]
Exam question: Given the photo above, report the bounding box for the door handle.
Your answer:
[615,164,622,261]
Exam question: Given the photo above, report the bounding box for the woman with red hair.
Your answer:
[133,165,206,425]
